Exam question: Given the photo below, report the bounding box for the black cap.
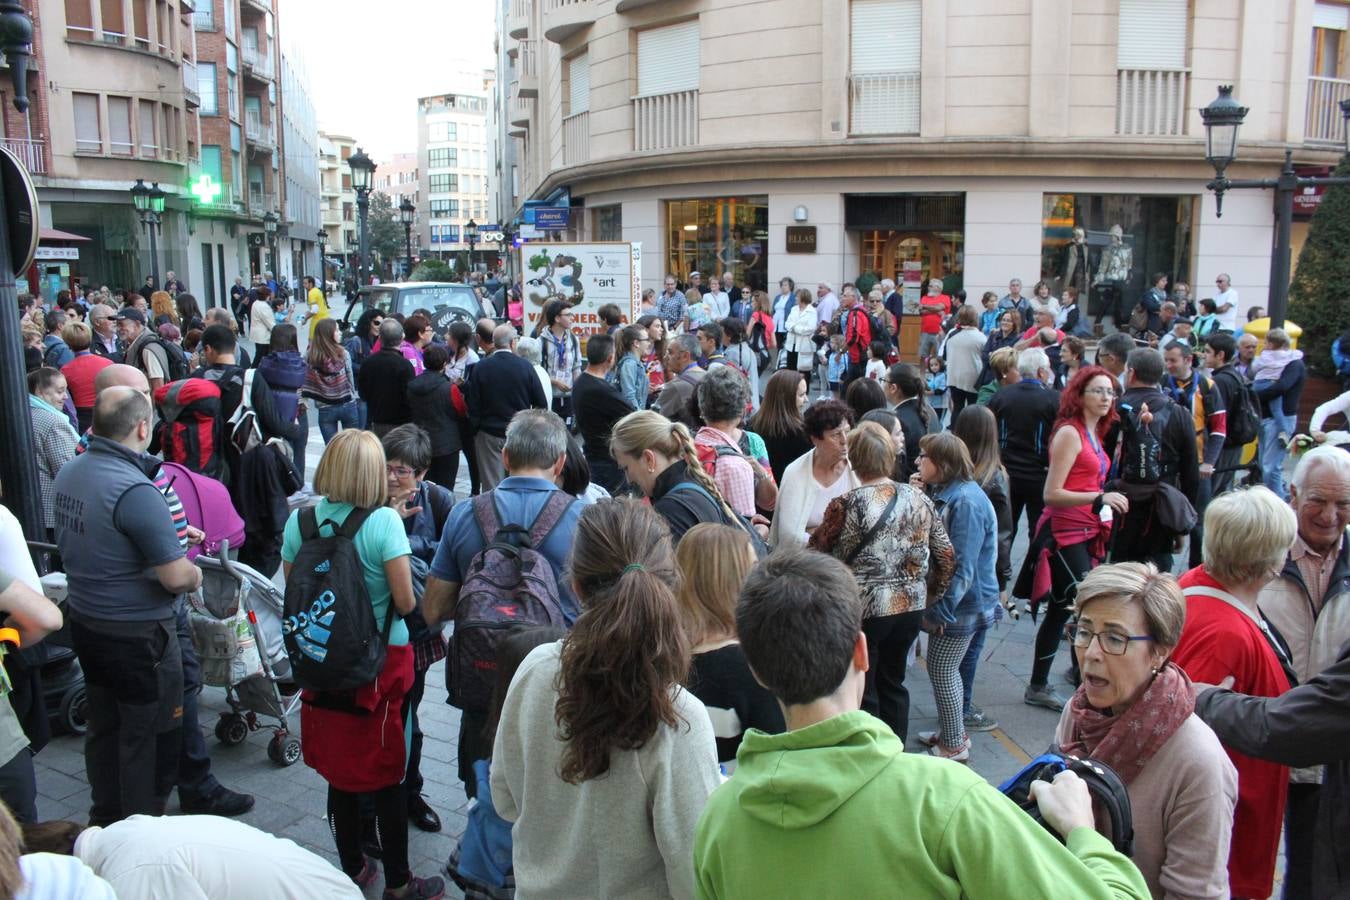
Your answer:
[114,308,146,325]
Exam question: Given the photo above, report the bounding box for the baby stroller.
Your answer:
[191,542,302,766]
[24,548,89,738]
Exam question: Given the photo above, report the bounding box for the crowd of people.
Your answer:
[1,265,1348,900]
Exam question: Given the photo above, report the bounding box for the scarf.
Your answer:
[1059,660,1195,785]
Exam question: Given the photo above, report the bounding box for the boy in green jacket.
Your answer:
[693,547,1151,900]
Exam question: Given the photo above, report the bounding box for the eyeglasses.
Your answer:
[1069,625,1154,656]
[1084,387,1117,398]
[385,465,415,478]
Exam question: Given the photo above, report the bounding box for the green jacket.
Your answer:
[694,711,1150,900]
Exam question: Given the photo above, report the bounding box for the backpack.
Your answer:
[1214,367,1260,447]
[447,492,573,712]
[228,369,263,455]
[154,379,226,481]
[281,506,392,693]
[1117,398,1174,485]
[695,442,744,480]
[748,318,772,374]
[145,335,191,382]
[999,752,1135,856]
[665,481,770,559]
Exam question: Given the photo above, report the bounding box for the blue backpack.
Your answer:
[999,752,1135,856]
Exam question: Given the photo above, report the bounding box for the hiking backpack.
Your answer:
[281,506,392,693]
[447,492,574,712]
[154,379,225,481]
[138,335,191,382]
[1116,398,1174,485]
[1214,367,1261,447]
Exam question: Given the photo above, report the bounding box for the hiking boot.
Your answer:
[1024,684,1066,712]
[383,874,446,899]
[180,785,255,817]
[963,706,999,732]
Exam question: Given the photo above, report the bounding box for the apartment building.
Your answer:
[282,43,321,285]
[373,151,420,276]
[417,87,493,269]
[318,130,357,274]
[488,3,520,247]
[499,0,1348,318]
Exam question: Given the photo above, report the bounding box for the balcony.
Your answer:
[1116,69,1188,137]
[510,89,532,127]
[240,0,270,16]
[3,138,46,174]
[614,0,660,9]
[633,89,698,151]
[1306,76,1350,146]
[508,0,530,39]
[247,191,276,217]
[182,62,200,108]
[543,0,594,43]
[241,45,274,83]
[517,39,538,98]
[848,72,919,135]
[562,111,589,166]
[245,112,276,151]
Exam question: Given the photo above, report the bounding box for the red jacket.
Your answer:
[300,644,413,792]
[1173,566,1292,899]
[843,305,871,365]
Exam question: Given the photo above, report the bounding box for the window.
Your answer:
[100,0,124,41]
[194,5,213,30]
[200,145,223,182]
[666,196,768,291]
[108,96,133,155]
[162,104,174,158]
[138,100,157,157]
[1117,0,1187,70]
[594,205,622,241]
[198,62,218,115]
[226,42,237,73]
[430,199,459,218]
[849,0,920,135]
[428,147,457,168]
[73,92,101,152]
[65,0,94,40]
[227,70,238,120]
[429,173,457,193]
[1312,3,1348,77]
[568,52,590,115]
[341,173,351,191]
[157,0,170,53]
[637,21,699,96]
[132,0,149,49]
[223,0,234,39]
[446,224,460,243]
[428,122,448,142]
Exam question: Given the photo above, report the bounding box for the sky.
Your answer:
[282,0,497,160]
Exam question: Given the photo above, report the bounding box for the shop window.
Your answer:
[1039,193,1195,320]
[665,196,767,291]
[594,205,621,242]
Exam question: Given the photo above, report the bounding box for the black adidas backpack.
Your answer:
[282,507,393,693]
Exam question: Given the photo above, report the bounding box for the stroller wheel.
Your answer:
[215,714,249,747]
[59,686,88,736]
[267,732,302,767]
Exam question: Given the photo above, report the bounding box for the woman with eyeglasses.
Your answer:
[1053,562,1237,900]
[1018,365,1126,712]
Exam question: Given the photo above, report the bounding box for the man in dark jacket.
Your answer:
[883,363,929,483]
[570,333,634,494]
[464,324,548,491]
[987,347,1059,543]
[1106,347,1199,571]
[357,319,415,437]
[1195,639,1350,900]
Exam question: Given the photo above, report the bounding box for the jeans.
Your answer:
[860,610,925,743]
[316,401,359,444]
[1260,415,1295,499]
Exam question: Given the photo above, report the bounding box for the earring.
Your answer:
[1150,666,1159,676]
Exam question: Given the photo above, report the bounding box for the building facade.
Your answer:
[488,0,520,254]
[281,42,321,286]
[499,0,1349,319]
[318,130,357,277]
[417,88,493,269]
[373,151,421,277]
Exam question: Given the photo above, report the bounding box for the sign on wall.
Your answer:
[785,226,817,254]
[520,242,641,338]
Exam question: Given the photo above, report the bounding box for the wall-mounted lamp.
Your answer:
[793,205,809,222]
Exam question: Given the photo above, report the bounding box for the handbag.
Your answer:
[844,490,900,566]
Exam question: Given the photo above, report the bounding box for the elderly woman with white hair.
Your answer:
[1053,562,1237,899]
[1172,486,1299,900]
[515,335,553,410]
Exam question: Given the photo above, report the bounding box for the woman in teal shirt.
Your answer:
[281,430,442,899]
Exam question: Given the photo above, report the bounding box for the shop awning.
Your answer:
[39,228,91,242]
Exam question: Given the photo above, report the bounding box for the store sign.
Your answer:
[1294,166,1333,219]
[532,206,570,229]
[35,247,78,260]
[785,226,816,254]
[520,242,641,340]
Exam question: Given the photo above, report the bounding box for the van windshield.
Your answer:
[393,285,478,316]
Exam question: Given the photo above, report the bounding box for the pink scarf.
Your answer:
[1059,660,1195,785]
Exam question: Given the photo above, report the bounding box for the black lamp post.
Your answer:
[348,147,376,286]
[465,218,478,276]
[316,229,328,299]
[131,179,165,289]
[399,197,415,278]
[262,211,278,286]
[1201,85,1350,329]
[0,0,43,541]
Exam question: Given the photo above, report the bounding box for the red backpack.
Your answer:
[154,379,226,482]
[695,442,745,479]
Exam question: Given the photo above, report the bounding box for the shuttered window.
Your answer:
[1118,0,1188,70]
[65,0,93,40]
[849,0,920,134]
[637,21,699,97]
[138,100,157,157]
[569,52,590,115]
[108,97,133,155]
[1314,2,1350,30]
[73,93,100,152]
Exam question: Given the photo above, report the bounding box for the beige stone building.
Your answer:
[500,0,1348,319]
[318,130,357,272]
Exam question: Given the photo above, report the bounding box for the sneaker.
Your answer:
[924,738,971,762]
[383,874,446,900]
[1024,684,1066,712]
[915,730,941,747]
[349,856,378,890]
[179,785,255,817]
[963,706,999,732]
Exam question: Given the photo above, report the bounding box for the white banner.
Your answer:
[520,242,641,339]
[36,247,79,260]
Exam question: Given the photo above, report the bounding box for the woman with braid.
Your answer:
[611,409,745,544]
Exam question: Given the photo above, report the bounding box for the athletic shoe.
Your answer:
[924,738,971,762]
[963,706,999,732]
[382,875,446,899]
[1024,684,1066,712]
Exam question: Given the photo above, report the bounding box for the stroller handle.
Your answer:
[216,539,237,577]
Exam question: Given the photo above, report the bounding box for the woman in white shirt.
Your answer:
[768,399,861,547]
[784,288,818,375]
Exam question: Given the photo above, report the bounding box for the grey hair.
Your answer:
[671,333,700,358]
[88,303,113,324]
[504,409,569,471]
[1017,347,1050,378]
[879,278,895,291]
[204,307,236,329]
[697,365,750,423]
[492,324,516,349]
[1291,444,1350,492]
[516,335,542,365]
[1265,328,1291,350]
[379,318,405,347]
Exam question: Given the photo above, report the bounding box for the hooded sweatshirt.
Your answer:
[693,710,1150,900]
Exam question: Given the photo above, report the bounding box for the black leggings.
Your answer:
[328,783,409,889]
[1031,541,1094,687]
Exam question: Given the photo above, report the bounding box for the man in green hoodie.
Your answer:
[693,548,1151,900]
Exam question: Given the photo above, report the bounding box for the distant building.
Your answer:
[417,83,494,271]
[318,130,357,277]
[373,152,420,277]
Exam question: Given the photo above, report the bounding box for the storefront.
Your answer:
[19,229,91,298]
[847,192,966,300]
[665,196,768,291]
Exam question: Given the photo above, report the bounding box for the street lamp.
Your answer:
[399,196,415,279]
[1201,85,1350,328]
[262,211,278,285]
[465,218,478,277]
[348,146,376,286]
[316,229,328,299]
[130,178,164,289]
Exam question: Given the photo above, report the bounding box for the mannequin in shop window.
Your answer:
[1092,224,1132,330]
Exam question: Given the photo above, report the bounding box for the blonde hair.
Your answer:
[610,410,735,519]
[1202,486,1297,586]
[847,421,896,481]
[675,523,755,643]
[1074,562,1186,649]
[989,346,1020,378]
[312,429,387,507]
[61,320,92,352]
